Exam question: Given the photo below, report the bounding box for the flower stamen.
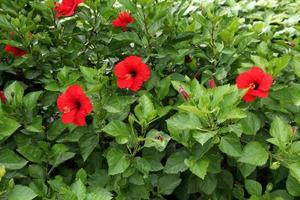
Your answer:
[63,106,71,113]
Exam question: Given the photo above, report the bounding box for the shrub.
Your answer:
[0,0,300,199]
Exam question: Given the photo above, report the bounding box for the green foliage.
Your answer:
[0,0,300,199]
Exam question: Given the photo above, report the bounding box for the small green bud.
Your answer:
[8,179,15,189]
[266,183,273,192]
[270,161,280,170]
[0,165,6,178]
[212,136,220,144]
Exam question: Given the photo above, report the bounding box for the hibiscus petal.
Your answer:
[124,56,142,68]
[242,93,257,102]
[4,45,27,57]
[247,66,265,83]
[236,73,252,89]
[65,85,84,99]
[258,74,273,91]
[61,109,77,124]
[130,76,144,92]
[137,63,151,81]
[112,12,135,29]
[57,93,75,112]
[73,110,86,126]
[79,95,93,114]
[249,90,269,98]
[114,61,129,78]
[117,78,134,89]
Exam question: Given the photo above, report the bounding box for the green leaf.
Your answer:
[192,131,217,145]
[114,32,142,46]
[86,188,113,200]
[134,95,157,122]
[79,130,99,161]
[28,165,46,179]
[239,112,261,135]
[102,120,131,144]
[218,134,242,157]
[251,55,268,70]
[274,84,300,106]
[245,179,262,196]
[143,148,164,172]
[167,112,201,130]
[238,163,256,178]
[0,117,21,143]
[238,142,268,166]
[184,156,209,179]
[48,176,68,192]
[4,81,24,107]
[291,56,300,79]
[286,175,300,196]
[17,144,44,163]
[71,180,86,200]
[288,162,300,183]
[106,147,130,175]
[49,144,76,168]
[60,188,78,200]
[164,150,189,174]
[158,174,182,195]
[23,91,43,110]
[79,66,98,83]
[156,76,171,100]
[270,55,291,76]
[76,168,87,184]
[217,107,246,124]
[0,15,14,31]
[144,129,171,152]
[268,117,292,149]
[199,173,218,195]
[134,157,151,175]
[118,0,137,12]
[8,185,37,200]
[177,105,206,118]
[47,120,66,141]
[0,149,28,170]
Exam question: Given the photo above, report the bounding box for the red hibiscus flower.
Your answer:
[3,32,32,58]
[0,91,7,104]
[4,45,27,57]
[114,56,151,92]
[57,85,93,126]
[236,66,273,102]
[112,12,135,31]
[54,0,83,18]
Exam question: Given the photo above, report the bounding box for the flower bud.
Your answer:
[8,179,15,189]
[270,161,280,170]
[179,86,189,101]
[0,165,6,178]
[185,55,192,63]
[0,91,7,104]
[208,79,216,88]
[266,183,273,192]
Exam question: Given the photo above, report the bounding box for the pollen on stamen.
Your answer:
[63,106,71,113]
[125,74,132,80]
[249,83,256,89]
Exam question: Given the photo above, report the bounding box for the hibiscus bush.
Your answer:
[0,0,300,199]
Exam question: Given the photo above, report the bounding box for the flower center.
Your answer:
[125,70,137,80]
[130,70,136,77]
[249,83,258,89]
[75,101,81,109]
